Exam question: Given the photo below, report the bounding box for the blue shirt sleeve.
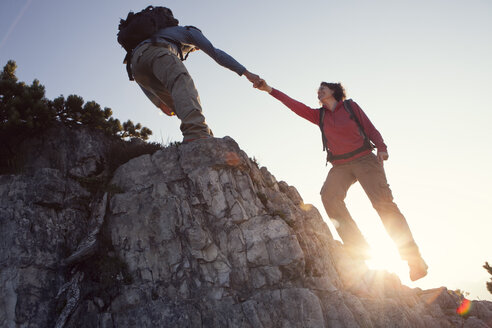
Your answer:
[154,26,247,76]
[184,27,246,76]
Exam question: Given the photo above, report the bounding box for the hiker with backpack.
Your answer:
[117,6,261,142]
[254,79,428,281]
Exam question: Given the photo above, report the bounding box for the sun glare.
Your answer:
[365,237,409,281]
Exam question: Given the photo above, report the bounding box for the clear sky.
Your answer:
[1,0,491,300]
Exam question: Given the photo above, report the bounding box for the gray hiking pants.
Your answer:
[320,153,421,261]
[131,43,213,141]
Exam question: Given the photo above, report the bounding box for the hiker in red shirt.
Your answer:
[255,79,428,281]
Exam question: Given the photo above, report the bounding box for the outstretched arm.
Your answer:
[254,79,319,124]
[185,28,261,86]
[186,27,247,76]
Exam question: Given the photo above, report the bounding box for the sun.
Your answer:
[365,235,410,282]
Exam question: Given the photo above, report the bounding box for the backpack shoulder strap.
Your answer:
[318,107,327,151]
[185,25,201,32]
[317,107,333,165]
[343,99,366,138]
[343,99,375,148]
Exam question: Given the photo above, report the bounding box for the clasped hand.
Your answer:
[243,70,271,92]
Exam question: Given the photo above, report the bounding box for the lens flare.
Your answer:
[456,298,472,316]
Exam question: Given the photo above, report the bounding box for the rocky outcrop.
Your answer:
[1,126,491,327]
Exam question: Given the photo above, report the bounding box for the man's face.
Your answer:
[317,85,334,101]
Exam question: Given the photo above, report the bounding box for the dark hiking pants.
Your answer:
[131,43,213,142]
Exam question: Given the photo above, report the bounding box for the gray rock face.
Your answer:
[15,123,112,178]
[1,128,491,327]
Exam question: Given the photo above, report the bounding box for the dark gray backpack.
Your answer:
[117,6,179,80]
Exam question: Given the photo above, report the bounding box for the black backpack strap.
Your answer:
[343,99,375,149]
[343,100,364,138]
[185,25,201,32]
[318,107,326,151]
[318,107,333,165]
[124,53,134,81]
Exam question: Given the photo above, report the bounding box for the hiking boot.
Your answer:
[408,256,428,281]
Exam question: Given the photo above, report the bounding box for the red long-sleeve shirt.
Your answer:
[270,88,387,165]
